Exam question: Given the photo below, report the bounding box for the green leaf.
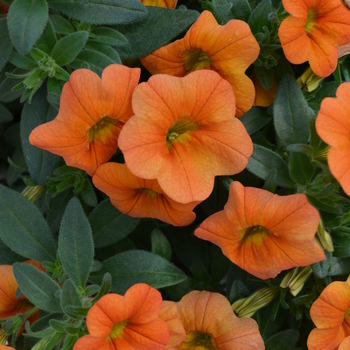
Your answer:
[51,31,88,66]
[35,19,57,55]
[21,86,60,185]
[116,7,199,59]
[47,0,147,25]
[60,279,82,319]
[0,102,13,123]
[151,229,172,261]
[0,185,56,262]
[0,67,26,102]
[58,197,94,288]
[0,238,24,264]
[71,48,114,76]
[311,251,332,278]
[246,144,294,188]
[7,0,48,54]
[13,263,62,312]
[329,256,350,276]
[47,77,64,109]
[254,65,273,90]
[248,0,272,34]
[80,178,97,207]
[308,81,337,113]
[288,151,314,185]
[89,250,187,294]
[8,51,37,69]
[273,75,310,147]
[49,15,75,35]
[85,42,121,63]
[240,107,272,135]
[265,330,299,350]
[91,27,127,46]
[229,0,251,21]
[89,199,139,248]
[0,18,13,71]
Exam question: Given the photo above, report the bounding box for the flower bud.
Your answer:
[297,67,323,92]
[280,266,312,296]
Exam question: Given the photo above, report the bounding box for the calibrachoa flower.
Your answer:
[140,10,260,117]
[73,283,169,350]
[278,0,350,77]
[118,70,253,204]
[316,82,350,195]
[29,64,140,176]
[93,162,197,226]
[307,275,350,350]
[340,337,350,349]
[165,290,265,349]
[194,181,326,279]
[139,0,177,7]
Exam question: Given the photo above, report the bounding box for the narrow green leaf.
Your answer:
[116,7,199,59]
[58,197,94,288]
[246,144,294,188]
[151,229,172,261]
[89,199,139,248]
[229,0,251,21]
[91,27,127,46]
[0,18,13,71]
[51,31,88,66]
[254,65,274,90]
[288,151,314,185]
[21,86,60,185]
[0,67,26,102]
[85,42,121,63]
[7,0,48,54]
[240,107,272,135]
[60,279,82,319]
[47,0,147,25]
[89,250,187,294]
[311,251,332,278]
[248,0,272,34]
[273,75,310,147]
[8,51,37,69]
[35,19,57,55]
[0,185,56,261]
[49,15,75,35]
[47,77,64,109]
[13,263,62,312]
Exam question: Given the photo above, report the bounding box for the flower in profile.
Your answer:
[194,181,325,279]
[118,70,253,204]
[307,275,350,350]
[315,82,350,195]
[139,0,177,8]
[29,64,140,176]
[140,10,260,117]
[166,290,265,349]
[279,0,350,77]
[93,162,197,226]
[73,283,169,350]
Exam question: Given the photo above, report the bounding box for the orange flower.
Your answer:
[340,336,350,349]
[0,347,15,350]
[315,82,350,195]
[139,0,177,8]
[165,290,265,350]
[29,64,140,176]
[93,162,197,226]
[251,71,278,107]
[73,283,169,350]
[278,0,350,77]
[159,301,186,349]
[140,10,260,117]
[307,276,350,350]
[118,70,253,204]
[194,181,325,279]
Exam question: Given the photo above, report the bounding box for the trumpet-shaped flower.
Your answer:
[315,82,350,195]
[29,64,140,176]
[165,290,265,350]
[194,181,325,279]
[118,70,253,204]
[307,276,350,350]
[139,0,177,7]
[279,0,350,77]
[140,10,260,117]
[93,162,197,226]
[73,283,169,350]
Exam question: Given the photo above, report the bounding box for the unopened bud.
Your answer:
[232,287,279,318]
[280,267,312,296]
[315,219,334,252]
[297,67,323,92]
[21,185,45,203]
[0,327,7,345]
